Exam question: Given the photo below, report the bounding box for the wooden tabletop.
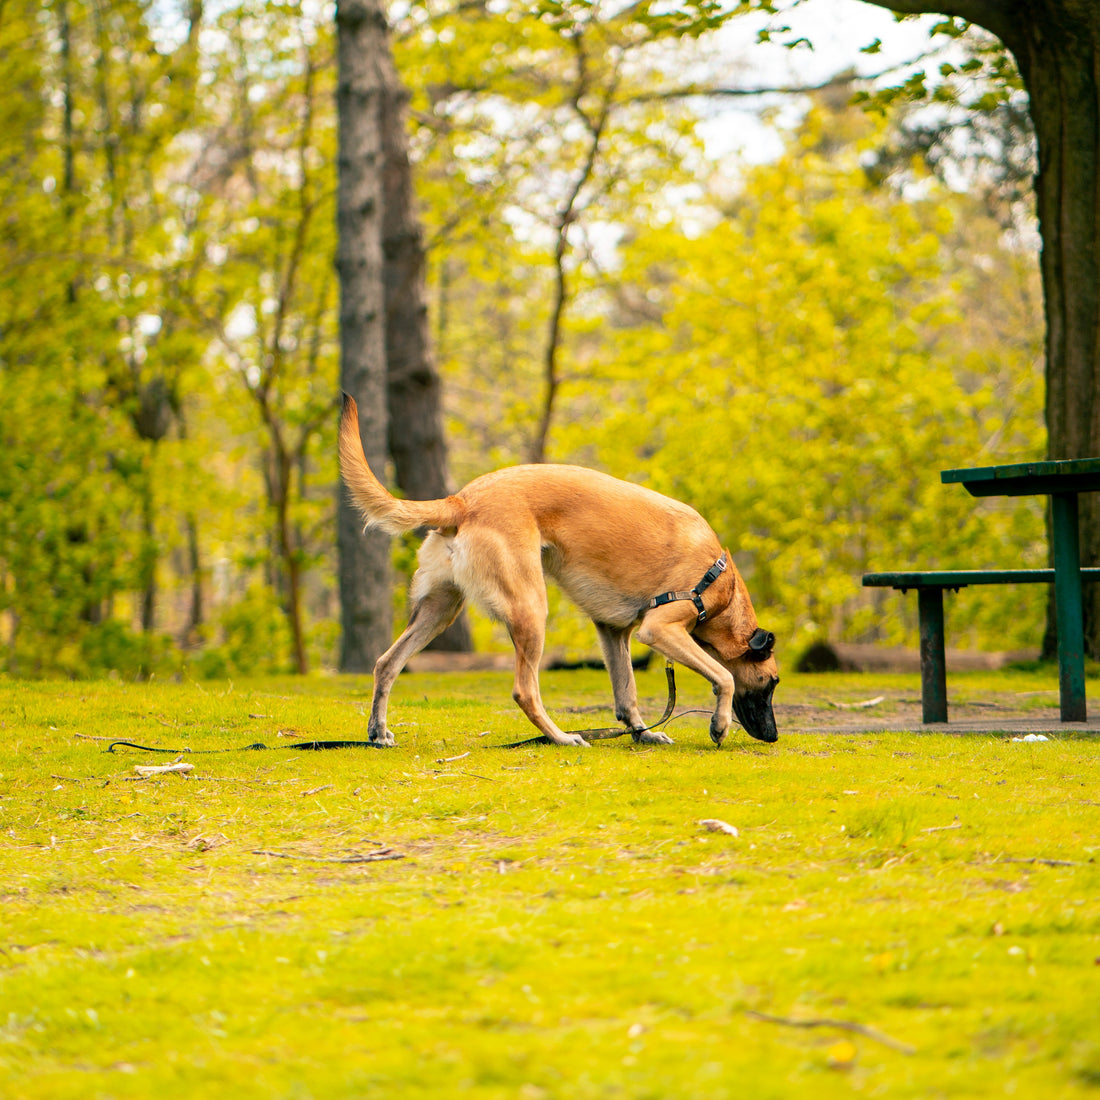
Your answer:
[941,458,1100,497]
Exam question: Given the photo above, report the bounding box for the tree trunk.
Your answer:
[274,449,309,675]
[867,0,1100,655]
[336,0,393,672]
[379,37,472,651]
[528,229,569,466]
[1004,6,1100,657]
[185,514,203,642]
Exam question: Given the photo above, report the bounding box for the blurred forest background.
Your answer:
[0,0,1045,680]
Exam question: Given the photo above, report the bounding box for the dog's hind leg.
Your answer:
[367,582,465,745]
[494,564,582,747]
[452,529,586,748]
[507,603,588,748]
[367,534,466,745]
[595,623,673,745]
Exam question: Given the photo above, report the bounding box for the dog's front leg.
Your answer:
[595,623,673,744]
[637,610,734,745]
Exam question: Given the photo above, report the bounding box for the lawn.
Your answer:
[1,665,1098,1098]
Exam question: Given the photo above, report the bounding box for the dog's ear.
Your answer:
[746,627,775,660]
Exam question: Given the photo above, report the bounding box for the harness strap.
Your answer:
[644,552,728,625]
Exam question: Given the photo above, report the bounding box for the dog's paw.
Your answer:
[556,733,589,748]
[632,728,674,745]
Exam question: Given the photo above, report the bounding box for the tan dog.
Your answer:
[339,395,779,747]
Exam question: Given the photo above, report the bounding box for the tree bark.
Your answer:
[336,0,393,671]
[865,0,1100,655]
[378,37,472,651]
[976,5,1100,656]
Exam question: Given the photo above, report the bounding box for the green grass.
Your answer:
[1,666,1098,1098]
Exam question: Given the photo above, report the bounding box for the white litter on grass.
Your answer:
[1010,734,1050,742]
[133,758,195,777]
[698,818,739,836]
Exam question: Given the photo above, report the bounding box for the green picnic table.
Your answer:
[864,458,1100,724]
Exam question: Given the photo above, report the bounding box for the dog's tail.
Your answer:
[339,393,465,535]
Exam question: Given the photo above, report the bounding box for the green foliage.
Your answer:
[554,104,1044,653]
[0,0,1047,673]
[195,585,294,679]
[853,22,1025,116]
[0,371,151,675]
[0,0,339,677]
[395,0,713,469]
[79,621,182,681]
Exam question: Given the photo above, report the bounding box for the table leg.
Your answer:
[1052,492,1086,721]
[918,587,948,724]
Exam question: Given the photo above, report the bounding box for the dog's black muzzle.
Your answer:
[733,678,779,743]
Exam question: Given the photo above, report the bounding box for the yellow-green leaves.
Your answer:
[554,104,1043,656]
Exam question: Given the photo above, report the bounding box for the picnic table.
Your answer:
[864,458,1100,724]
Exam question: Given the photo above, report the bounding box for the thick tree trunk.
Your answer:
[379,42,472,651]
[336,0,393,672]
[999,5,1100,656]
[867,0,1100,655]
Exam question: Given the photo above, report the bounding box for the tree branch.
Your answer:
[630,49,941,103]
[856,0,1018,48]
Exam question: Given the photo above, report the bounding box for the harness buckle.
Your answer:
[642,552,729,626]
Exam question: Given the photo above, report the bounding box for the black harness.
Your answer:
[643,553,728,625]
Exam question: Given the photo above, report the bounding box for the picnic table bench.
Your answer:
[862,569,1100,723]
[862,458,1100,724]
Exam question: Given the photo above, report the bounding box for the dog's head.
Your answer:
[730,627,779,743]
[695,562,780,745]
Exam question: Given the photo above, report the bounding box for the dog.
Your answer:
[339,394,779,747]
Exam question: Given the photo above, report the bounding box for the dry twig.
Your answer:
[1001,856,1081,868]
[251,847,405,864]
[133,760,194,778]
[828,696,885,710]
[745,1010,915,1054]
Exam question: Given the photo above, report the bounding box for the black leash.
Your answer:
[106,662,679,756]
[498,661,677,748]
[106,739,388,754]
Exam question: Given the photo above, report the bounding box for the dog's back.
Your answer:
[460,463,719,584]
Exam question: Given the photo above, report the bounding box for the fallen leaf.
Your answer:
[827,1039,858,1068]
[187,832,229,852]
[870,951,894,973]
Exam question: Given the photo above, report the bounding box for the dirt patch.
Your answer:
[775,687,1098,735]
